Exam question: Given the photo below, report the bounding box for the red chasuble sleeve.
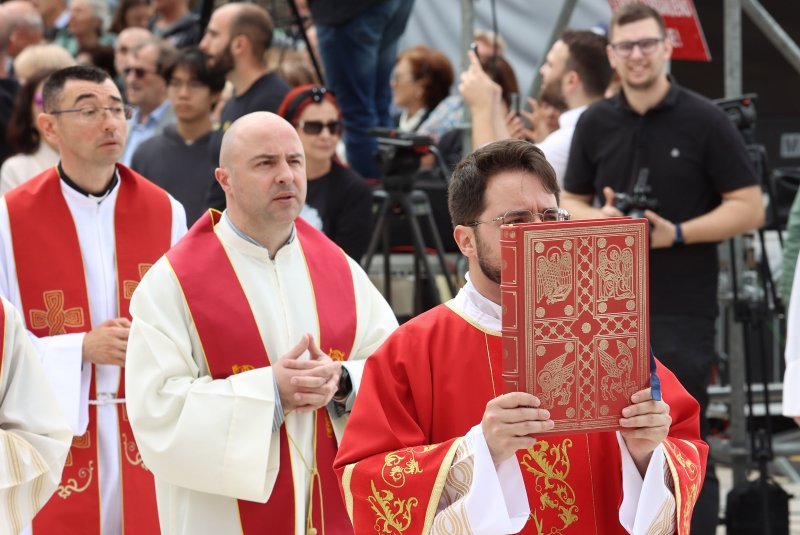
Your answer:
[653,360,708,535]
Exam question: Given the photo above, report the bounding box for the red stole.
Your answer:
[165,210,356,534]
[336,304,708,535]
[5,164,171,534]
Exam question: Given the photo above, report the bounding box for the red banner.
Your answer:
[608,0,711,62]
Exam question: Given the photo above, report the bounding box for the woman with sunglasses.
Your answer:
[278,85,374,262]
[0,69,70,194]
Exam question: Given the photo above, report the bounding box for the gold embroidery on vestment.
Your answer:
[369,480,418,533]
[121,433,149,471]
[57,460,94,499]
[123,263,153,299]
[29,290,84,335]
[328,348,345,361]
[520,438,578,534]
[231,364,255,374]
[382,449,424,488]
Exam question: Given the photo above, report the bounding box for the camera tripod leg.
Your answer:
[415,193,457,297]
[397,193,442,313]
[361,194,393,306]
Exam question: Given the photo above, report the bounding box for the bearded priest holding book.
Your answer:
[334,139,707,535]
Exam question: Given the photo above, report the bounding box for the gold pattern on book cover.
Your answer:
[516,223,648,433]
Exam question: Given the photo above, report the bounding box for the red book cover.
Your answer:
[500,218,650,434]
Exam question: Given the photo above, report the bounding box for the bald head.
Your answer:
[219,112,301,168]
[115,27,152,78]
[216,111,307,250]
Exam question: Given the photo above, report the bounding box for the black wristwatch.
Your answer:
[673,223,685,246]
[333,367,352,401]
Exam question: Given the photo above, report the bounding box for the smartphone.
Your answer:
[470,41,480,61]
[509,92,520,116]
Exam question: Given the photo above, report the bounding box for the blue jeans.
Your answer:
[315,0,415,178]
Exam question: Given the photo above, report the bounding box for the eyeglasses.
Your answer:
[298,120,342,136]
[467,207,570,227]
[609,37,664,58]
[123,66,157,79]
[49,105,134,122]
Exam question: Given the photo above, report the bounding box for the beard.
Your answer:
[538,75,568,112]
[474,229,502,284]
[209,41,235,73]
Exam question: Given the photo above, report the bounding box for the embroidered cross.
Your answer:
[29,290,84,335]
[123,263,153,299]
[232,364,255,374]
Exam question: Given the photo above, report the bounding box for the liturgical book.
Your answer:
[500,218,650,434]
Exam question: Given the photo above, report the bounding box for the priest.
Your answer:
[0,65,187,534]
[125,112,397,534]
[335,140,708,535]
[0,296,72,534]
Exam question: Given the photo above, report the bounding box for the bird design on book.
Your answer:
[599,340,635,401]
[537,350,575,407]
[536,248,572,305]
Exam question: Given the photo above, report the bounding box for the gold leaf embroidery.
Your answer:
[368,480,418,533]
[382,450,423,488]
[121,433,149,471]
[520,439,578,534]
[57,460,94,499]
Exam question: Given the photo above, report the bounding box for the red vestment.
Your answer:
[335,304,707,534]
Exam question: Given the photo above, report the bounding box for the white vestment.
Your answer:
[0,297,71,534]
[125,216,398,535]
[430,275,677,535]
[0,178,187,534]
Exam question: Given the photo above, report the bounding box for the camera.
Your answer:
[613,168,659,220]
[370,128,435,192]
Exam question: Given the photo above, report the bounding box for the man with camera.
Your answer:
[561,5,764,534]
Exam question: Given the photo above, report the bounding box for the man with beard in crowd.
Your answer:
[200,2,290,210]
[462,29,611,185]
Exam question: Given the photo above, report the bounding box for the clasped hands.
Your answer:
[273,333,342,413]
[481,388,671,473]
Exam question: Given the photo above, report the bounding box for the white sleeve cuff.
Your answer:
[617,432,672,534]
[33,332,87,435]
[462,424,530,535]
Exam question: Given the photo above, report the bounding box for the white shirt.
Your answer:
[0,175,186,534]
[537,105,587,187]
[125,214,398,534]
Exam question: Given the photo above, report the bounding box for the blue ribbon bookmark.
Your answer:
[649,346,662,401]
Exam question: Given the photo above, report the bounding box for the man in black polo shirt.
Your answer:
[562,5,764,534]
[200,2,290,210]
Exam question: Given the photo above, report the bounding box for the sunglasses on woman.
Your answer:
[298,120,342,136]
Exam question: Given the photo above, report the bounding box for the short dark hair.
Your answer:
[164,47,226,93]
[42,65,111,112]
[609,3,666,40]
[448,139,559,227]
[230,3,274,61]
[561,29,612,99]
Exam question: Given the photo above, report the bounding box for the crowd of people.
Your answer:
[0,0,792,534]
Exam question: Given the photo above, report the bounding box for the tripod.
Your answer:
[362,185,457,318]
[724,233,791,535]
